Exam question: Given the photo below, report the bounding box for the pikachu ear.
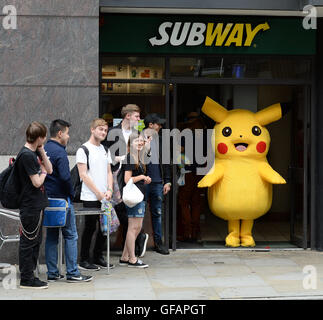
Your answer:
[201,97,228,123]
[255,103,283,126]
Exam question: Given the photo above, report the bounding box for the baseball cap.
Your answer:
[144,113,166,127]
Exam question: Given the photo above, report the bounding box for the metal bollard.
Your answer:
[58,228,63,275]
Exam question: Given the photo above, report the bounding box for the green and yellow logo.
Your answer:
[149,22,270,47]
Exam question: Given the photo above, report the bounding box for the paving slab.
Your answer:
[1,249,323,300]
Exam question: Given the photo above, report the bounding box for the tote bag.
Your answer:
[122,178,144,208]
[100,199,120,235]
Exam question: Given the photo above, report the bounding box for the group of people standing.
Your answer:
[17,104,171,289]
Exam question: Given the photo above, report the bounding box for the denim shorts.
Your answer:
[125,201,146,218]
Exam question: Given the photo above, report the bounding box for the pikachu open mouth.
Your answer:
[234,143,248,152]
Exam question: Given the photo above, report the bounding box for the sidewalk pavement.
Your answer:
[1,248,323,300]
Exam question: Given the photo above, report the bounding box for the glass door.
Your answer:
[289,86,311,248]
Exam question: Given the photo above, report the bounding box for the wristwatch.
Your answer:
[165,182,172,187]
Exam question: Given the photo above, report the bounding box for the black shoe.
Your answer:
[119,259,129,266]
[47,274,64,282]
[93,257,115,269]
[79,261,100,271]
[136,233,149,258]
[154,241,170,255]
[20,277,48,289]
[66,274,93,283]
[128,259,149,269]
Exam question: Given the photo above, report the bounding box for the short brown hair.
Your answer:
[121,104,141,118]
[26,121,47,143]
[90,118,108,130]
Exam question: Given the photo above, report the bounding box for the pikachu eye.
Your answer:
[222,127,232,137]
[252,126,261,136]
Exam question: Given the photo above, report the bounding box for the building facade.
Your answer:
[0,0,323,263]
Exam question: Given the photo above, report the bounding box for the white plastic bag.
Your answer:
[122,178,144,208]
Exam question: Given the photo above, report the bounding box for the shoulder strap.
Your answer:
[80,145,89,170]
[13,148,32,167]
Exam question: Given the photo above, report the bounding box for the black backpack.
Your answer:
[0,151,27,209]
[70,145,89,203]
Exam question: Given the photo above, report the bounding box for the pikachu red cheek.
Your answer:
[217,143,228,154]
[256,141,267,153]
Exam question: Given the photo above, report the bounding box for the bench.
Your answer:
[0,207,112,276]
[58,207,111,275]
[0,208,20,251]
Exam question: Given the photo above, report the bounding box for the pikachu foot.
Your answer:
[240,235,256,247]
[225,233,241,247]
[240,219,255,247]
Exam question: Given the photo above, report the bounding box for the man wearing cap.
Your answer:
[143,113,172,255]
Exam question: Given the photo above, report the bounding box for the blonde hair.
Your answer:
[127,132,146,173]
[90,118,108,130]
[121,104,141,118]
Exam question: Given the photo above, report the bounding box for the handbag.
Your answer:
[43,198,68,227]
[100,199,120,235]
[122,178,144,208]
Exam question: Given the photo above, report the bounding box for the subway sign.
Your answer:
[149,22,270,47]
[100,14,316,55]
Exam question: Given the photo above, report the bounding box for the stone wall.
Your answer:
[0,0,99,155]
[0,0,100,264]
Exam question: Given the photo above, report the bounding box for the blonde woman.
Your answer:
[120,132,151,268]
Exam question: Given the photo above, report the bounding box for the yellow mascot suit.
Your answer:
[198,97,287,247]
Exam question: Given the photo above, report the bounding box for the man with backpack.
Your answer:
[76,118,114,270]
[44,119,92,283]
[16,122,53,289]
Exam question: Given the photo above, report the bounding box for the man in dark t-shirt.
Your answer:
[17,122,52,289]
[17,147,49,210]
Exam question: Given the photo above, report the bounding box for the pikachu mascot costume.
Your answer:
[198,97,287,247]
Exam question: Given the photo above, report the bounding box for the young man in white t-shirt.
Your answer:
[76,118,114,271]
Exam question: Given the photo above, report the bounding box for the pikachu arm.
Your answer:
[258,162,286,184]
[197,163,224,188]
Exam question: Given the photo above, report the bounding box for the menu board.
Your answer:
[128,66,163,80]
[102,65,128,79]
[102,65,163,79]
[101,65,164,94]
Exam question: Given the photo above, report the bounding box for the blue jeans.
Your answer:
[146,182,163,243]
[45,203,80,277]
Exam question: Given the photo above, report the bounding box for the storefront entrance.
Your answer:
[99,60,312,250]
[99,13,316,250]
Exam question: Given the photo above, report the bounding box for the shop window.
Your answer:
[170,56,311,80]
[101,82,165,95]
[100,83,166,125]
[101,56,165,80]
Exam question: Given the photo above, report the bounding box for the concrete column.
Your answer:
[315,18,323,250]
